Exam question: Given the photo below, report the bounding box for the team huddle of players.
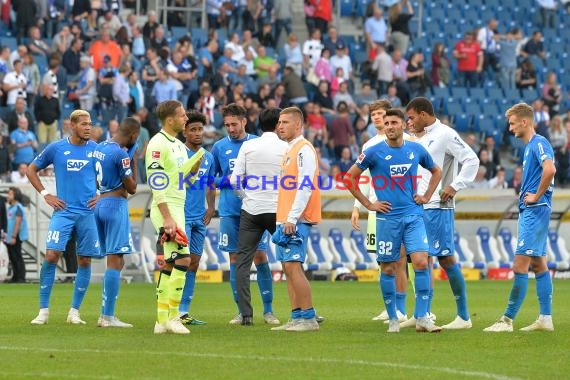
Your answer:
[26,97,555,334]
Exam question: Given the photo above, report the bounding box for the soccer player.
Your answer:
[484,103,555,332]
[211,103,276,325]
[178,110,216,326]
[345,109,442,333]
[230,107,288,326]
[351,99,412,323]
[405,97,479,330]
[146,100,203,335]
[28,109,100,325]
[93,117,141,328]
[271,106,321,332]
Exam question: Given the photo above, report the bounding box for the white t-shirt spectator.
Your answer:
[330,54,352,80]
[303,39,324,67]
[3,71,27,105]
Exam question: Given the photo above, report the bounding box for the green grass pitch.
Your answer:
[1,280,569,379]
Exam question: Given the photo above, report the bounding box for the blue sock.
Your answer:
[414,269,430,319]
[396,292,407,315]
[504,273,528,320]
[39,261,57,309]
[291,308,302,319]
[102,269,121,317]
[179,271,196,314]
[255,262,273,314]
[380,273,397,320]
[301,307,316,319]
[229,263,238,310]
[535,271,552,316]
[71,265,91,310]
[446,263,470,320]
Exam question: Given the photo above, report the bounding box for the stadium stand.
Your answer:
[454,231,484,270]
[204,228,230,271]
[547,229,570,270]
[475,226,510,269]
[348,230,377,270]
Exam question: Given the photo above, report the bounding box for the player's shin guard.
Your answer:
[102,268,121,317]
[71,265,91,309]
[446,263,470,320]
[535,271,552,316]
[179,270,196,314]
[505,273,528,320]
[156,270,171,324]
[168,265,188,319]
[414,269,430,319]
[39,261,57,308]
[396,292,407,315]
[256,262,273,314]
[229,262,238,307]
[380,273,397,320]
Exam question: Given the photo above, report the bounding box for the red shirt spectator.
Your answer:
[454,33,482,72]
[89,29,122,72]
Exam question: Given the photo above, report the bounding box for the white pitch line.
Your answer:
[0,346,520,380]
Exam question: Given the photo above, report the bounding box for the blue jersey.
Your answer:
[520,134,554,210]
[93,141,132,193]
[185,148,215,222]
[356,140,435,217]
[33,138,98,214]
[211,134,258,217]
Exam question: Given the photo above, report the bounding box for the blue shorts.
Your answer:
[375,214,428,263]
[218,216,268,253]
[276,223,311,263]
[423,209,455,257]
[47,210,100,257]
[95,197,132,255]
[516,206,550,256]
[185,220,207,255]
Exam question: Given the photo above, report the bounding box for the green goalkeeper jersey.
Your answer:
[146,130,204,206]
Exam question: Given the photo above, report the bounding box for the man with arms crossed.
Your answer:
[405,97,479,329]
[484,103,555,332]
[29,109,100,325]
[346,109,442,333]
[94,117,140,328]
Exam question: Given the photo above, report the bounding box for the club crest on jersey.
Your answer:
[122,158,130,169]
[152,151,161,159]
[389,163,412,176]
[66,159,89,171]
[357,153,365,163]
[408,151,414,160]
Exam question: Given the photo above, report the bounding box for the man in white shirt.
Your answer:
[302,29,324,70]
[230,108,288,326]
[364,5,387,48]
[3,59,27,107]
[477,19,500,81]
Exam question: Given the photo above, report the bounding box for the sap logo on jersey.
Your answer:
[67,159,89,171]
[389,163,412,176]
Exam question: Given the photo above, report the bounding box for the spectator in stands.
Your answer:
[328,101,355,159]
[488,166,508,189]
[10,45,28,67]
[6,97,34,134]
[233,64,257,94]
[302,28,324,71]
[499,28,521,90]
[515,59,537,90]
[355,82,376,107]
[98,9,122,37]
[431,42,450,88]
[333,81,357,113]
[522,31,546,61]
[168,51,197,108]
[104,119,119,141]
[251,83,271,108]
[315,146,331,178]
[314,80,335,114]
[141,47,164,109]
[532,98,551,140]
[0,46,10,77]
[478,149,496,180]
[477,19,500,83]
[128,70,145,114]
[256,22,276,49]
[537,0,558,29]
[91,125,104,143]
[10,117,37,170]
[72,0,91,22]
[28,26,51,57]
[10,163,29,184]
[311,0,333,35]
[465,133,480,153]
[468,166,490,189]
[271,83,289,108]
[198,38,218,82]
[381,84,403,108]
[151,68,177,104]
[3,59,28,108]
[254,45,279,79]
[142,10,159,39]
[76,55,97,112]
[284,33,303,77]
[282,65,308,107]
[391,48,410,104]
[21,56,41,107]
[89,27,122,73]
[406,50,427,98]
[508,165,523,192]
[226,33,246,63]
[113,64,131,123]
[85,11,101,41]
[453,31,483,88]
[241,29,261,55]
[120,43,142,74]
[372,42,393,96]
[4,187,29,283]
[273,1,293,44]
[479,135,501,170]
[229,0,247,32]
[63,38,83,83]
[196,82,216,125]
[330,41,353,92]
[258,66,280,90]
[52,25,72,55]
[541,71,562,117]
[34,85,60,146]
[115,26,131,47]
[550,116,569,186]
[323,26,343,56]
[336,146,353,173]
[364,5,388,49]
[0,134,9,182]
[388,0,414,54]
[14,0,37,44]
[131,26,149,60]
[313,48,332,83]
[150,25,169,52]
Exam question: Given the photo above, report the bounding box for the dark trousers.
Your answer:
[6,237,25,282]
[236,210,277,318]
[64,231,77,275]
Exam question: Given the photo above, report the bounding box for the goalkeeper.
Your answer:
[146,100,203,335]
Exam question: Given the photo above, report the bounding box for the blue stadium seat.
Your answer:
[469,87,485,100]
[521,88,539,103]
[308,228,335,270]
[497,227,515,264]
[444,101,462,118]
[328,228,356,270]
[0,36,16,50]
[547,229,570,270]
[453,113,471,132]
[476,226,508,268]
[454,231,485,269]
[212,111,222,128]
[340,0,354,17]
[504,88,522,102]
[451,86,468,99]
[464,102,481,117]
[191,28,208,48]
[171,26,188,41]
[349,230,376,269]
[205,228,229,271]
[355,0,370,17]
[431,86,450,98]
